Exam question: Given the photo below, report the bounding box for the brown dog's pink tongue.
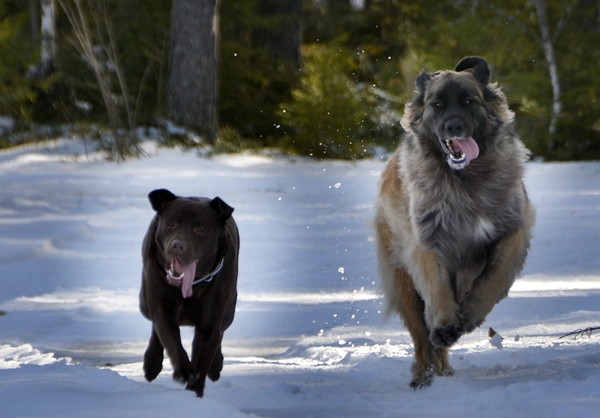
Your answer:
[173,258,198,298]
[454,137,480,164]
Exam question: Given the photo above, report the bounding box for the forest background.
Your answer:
[1,0,599,161]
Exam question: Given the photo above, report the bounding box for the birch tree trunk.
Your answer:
[534,0,562,139]
[481,0,564,145]
[41,0,57,76]
[168,0,219,143]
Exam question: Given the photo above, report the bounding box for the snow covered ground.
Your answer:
[0,139,599,417]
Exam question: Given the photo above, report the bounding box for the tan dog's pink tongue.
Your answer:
[173,258,198,298]
[454,137,480,164]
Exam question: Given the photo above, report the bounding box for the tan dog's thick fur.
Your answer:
[375,57,535,388]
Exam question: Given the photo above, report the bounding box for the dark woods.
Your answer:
[1,0,599,160]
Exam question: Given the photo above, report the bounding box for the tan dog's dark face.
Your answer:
[421,73,485,170]
[402,57,512,171]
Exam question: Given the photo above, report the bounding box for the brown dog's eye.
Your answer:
[193,227,206,235]
[167,221,176,228]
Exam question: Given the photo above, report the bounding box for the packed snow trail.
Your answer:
[0,140,599,417]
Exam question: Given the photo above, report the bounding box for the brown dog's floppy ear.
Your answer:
[148,189,177,212]
[209,197,234,224]
[455,56,490,85]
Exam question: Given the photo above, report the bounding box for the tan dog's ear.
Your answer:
[454,56,490,85]
[209,197,234,224]
[415,70,432,93]
[148,189,178,212]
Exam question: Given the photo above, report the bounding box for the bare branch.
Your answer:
[560,326,600,340]
[553,0,577,43]
[99,2,134,128]
[57,0,129,159]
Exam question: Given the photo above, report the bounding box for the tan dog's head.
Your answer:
[401,57,514,170]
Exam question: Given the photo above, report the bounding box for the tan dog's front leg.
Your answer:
[412,247,462,347]
[461,228,530,332]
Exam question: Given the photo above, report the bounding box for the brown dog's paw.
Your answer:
[430,325,462,348]
[185,374,205,398]
[143,361,163,382]
[143,348,164,382]
[172,362,194,385]
[208,369,221,383]
[207,351,224,382]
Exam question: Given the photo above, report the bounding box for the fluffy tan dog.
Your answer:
[375,57,535,388]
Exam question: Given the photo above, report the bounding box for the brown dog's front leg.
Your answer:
[153,315,193,384]
[208,346,224,382]
[143,327,164,382]
[186,327,223,397]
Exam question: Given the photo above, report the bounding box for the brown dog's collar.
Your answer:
[156,255,225,287]
[191,257,225,286]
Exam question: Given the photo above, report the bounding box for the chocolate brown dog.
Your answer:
[139,189,239,397]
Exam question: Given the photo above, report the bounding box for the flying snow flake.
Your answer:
[334,182,341,188]
[338,267,345,274]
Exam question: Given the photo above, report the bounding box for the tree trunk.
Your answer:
[30,0,39,43]
[41,0,57,76]
[256,0,303,71]
[168,0,219,143]
[534,0,562,140]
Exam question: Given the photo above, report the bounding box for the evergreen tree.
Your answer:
[219,0,302,142]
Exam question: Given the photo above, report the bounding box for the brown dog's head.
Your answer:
[401,56,514,170]
[148,189,234,298]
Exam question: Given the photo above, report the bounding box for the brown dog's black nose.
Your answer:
[170,239,187,255]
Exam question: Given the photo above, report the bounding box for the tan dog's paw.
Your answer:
[430,324,462,347]
[409,364,435,389]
